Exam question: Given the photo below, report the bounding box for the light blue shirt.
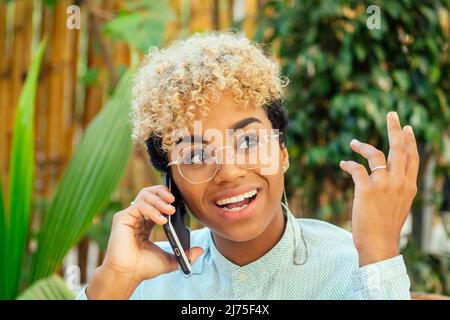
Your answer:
[76,203,411,300]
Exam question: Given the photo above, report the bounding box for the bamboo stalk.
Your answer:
[227,0,234,27]
[165,0,181,43]
[82,10,106,129]
[243,0,258,37]
[219,0,233,29]
[43,2,67,196]
[189,0,213,32]
[86,1,118,87]
[11,0,34,113]
[77,236,89,284]
[5,0,34,204]
[213,0,220,30]
[64,5,80,167]
[59,0,77,178]
[0,1,8,197]
[34,1,51,213]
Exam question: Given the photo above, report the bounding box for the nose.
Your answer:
[212,162,247,184]
[212,146,247,184]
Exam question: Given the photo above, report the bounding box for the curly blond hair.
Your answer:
[131,31,289,152]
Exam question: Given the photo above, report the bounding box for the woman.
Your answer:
[77,32,418,300]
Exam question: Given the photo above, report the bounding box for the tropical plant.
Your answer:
[28,66,135,284]
[103,0,175,53]
[1,39,47,299]
[16,275,75,300]
[0,43,135,299]
[0,0,178,299]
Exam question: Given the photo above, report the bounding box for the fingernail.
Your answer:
[350,139,359,145]
[405,125,413,133]
[340,160,346,166]
[389,111,399,120]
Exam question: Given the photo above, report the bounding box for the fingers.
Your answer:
[125,185,177,226]
[387,112,407,174]
[349,139,387,178]
[132,201,170,225]
[343,112,419,202]
[403,125,419,183]
[339,160,370,185]
[115,204,167,229]
[148,185,176,204]
[143,192,176,215]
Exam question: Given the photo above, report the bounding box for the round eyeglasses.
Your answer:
[167,132,281,184]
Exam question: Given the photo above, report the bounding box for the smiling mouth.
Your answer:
[214,189,259,212]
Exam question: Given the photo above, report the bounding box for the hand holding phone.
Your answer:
[86,185,204,299]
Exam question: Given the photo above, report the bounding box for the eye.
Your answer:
[180,146,213,164]
[236,133,259,151]
[191,150,204,164]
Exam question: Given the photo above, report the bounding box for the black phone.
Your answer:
[163,172,192,275]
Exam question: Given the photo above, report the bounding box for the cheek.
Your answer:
[265,152,285,192]
[178,186,208,220]
[171,172,205,214]
[260,152,285,207]
[265,172,284,202]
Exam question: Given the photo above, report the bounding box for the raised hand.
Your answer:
[339,111,419,267]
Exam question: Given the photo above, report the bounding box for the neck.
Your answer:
[212,205,287,266]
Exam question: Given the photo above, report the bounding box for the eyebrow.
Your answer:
[176,135,209,145]
[175,117,263,145]
[231,117,262,130]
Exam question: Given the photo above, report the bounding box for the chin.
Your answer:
[211,215,271,243]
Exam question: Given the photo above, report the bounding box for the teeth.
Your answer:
[215,189,257,206]
[222,204,248,212]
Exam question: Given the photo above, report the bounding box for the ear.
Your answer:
[281,144,289,173]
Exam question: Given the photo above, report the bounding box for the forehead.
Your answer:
[169,92,274,156]
[192,91,272,133]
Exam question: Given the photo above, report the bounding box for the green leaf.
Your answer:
[393,70,411,91]
[0,179,6,299]
[29,68,135,284]
[103,0,174,53]
[2,39,47,299]
[17,275,74,300]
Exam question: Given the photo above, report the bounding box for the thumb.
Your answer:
[187,246,204,264]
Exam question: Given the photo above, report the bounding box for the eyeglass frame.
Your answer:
[167,132,281,184]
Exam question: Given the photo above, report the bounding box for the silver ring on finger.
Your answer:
[370,165,387,173]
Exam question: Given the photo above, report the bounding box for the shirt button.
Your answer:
[237,272,248,284]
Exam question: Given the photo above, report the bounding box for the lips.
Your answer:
[210,186,261,221]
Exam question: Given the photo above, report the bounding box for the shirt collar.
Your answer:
[195,202,308,286]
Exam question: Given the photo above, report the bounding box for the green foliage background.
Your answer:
[256,0,450,294]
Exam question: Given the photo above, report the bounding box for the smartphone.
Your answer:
[163,172,192,275]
